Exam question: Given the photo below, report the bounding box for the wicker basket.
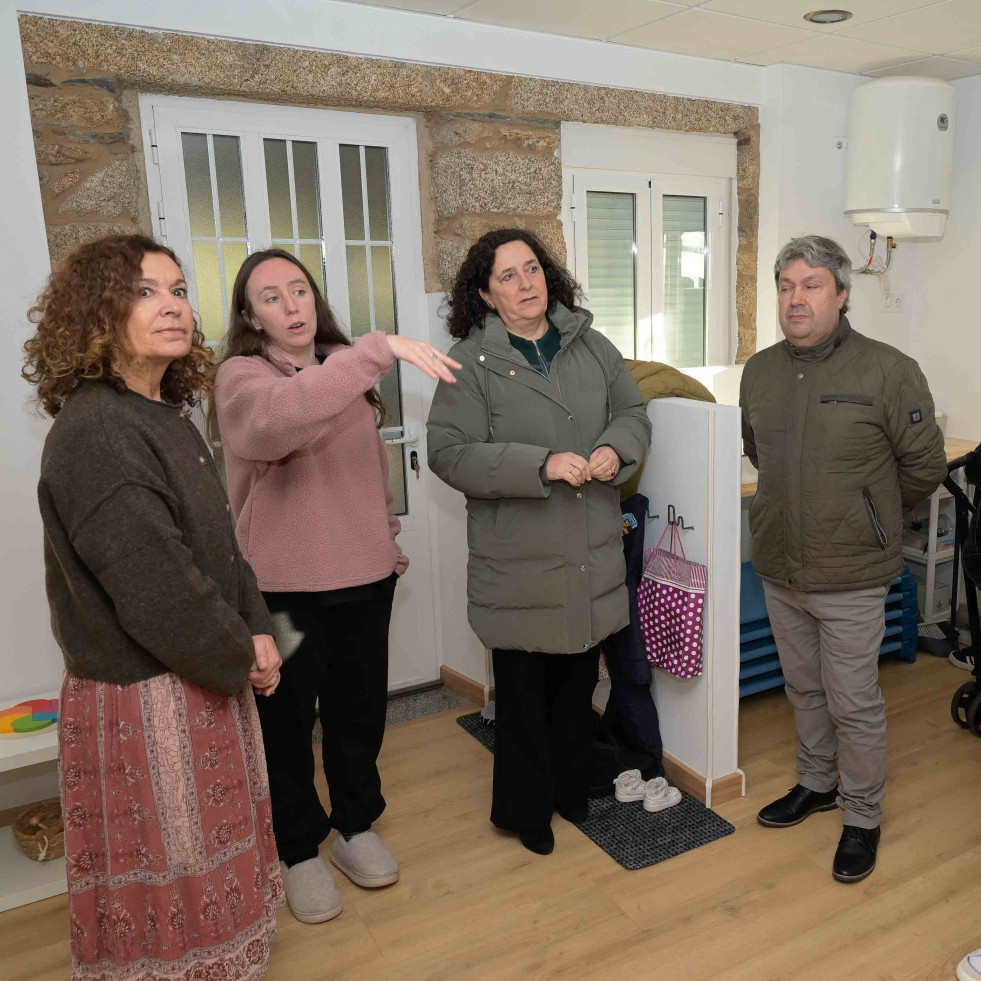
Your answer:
[12,799,64,862]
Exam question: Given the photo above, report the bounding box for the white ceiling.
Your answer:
[337,0,981,79]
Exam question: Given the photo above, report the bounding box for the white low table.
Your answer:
[0,689,66,912]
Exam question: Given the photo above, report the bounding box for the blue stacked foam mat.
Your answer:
[738,561,919,698]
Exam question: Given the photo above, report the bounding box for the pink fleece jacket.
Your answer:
[215,332,408,592]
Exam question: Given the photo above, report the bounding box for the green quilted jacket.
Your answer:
[427,303,652,654]
[739,316,947,592]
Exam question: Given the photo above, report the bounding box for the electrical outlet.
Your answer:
[884,294,904,312]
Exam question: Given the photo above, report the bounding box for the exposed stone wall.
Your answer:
[427,113,564,286]
[735,122,761,363]
[26,67,148,264]
[20,14,760,361]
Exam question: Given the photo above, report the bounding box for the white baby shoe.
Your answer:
[613,769,648,802]
[643,776,682,813]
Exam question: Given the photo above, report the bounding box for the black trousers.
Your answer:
[256,576,396,866]
[490,646,601,831]
[602,653,664,765]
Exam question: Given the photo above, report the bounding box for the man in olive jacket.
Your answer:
[740,235,946,884]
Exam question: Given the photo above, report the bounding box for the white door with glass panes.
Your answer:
[140,95,439,693]
[569,169,731,367]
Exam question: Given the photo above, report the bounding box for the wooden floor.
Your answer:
[3,655,981,980]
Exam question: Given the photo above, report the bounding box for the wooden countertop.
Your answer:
[740,436,979,499]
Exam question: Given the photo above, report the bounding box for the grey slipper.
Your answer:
[330,830,400,888]
[282,857,343,923]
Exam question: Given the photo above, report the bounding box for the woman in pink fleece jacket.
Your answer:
[213,249,458,926]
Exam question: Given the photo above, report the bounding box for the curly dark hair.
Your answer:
[22,234,214,417]
[444,228,583,340]
[206,248,386,445]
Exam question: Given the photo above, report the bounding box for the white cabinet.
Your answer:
[594,398,744,806]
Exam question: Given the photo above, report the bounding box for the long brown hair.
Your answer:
[22,234,214,417]
[208,249,386,444]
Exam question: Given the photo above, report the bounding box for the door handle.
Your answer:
[382,425,418,446]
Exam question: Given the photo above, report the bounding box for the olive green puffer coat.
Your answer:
[740,316,947,592]
[427,303,652,654]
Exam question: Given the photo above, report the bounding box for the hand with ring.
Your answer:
[546,451,591,487]
[588,445,621,482]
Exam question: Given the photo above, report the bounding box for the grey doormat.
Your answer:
[456,710,735,871]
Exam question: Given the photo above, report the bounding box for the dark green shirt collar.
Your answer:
[479,301,593,358]
[507,321,561,375]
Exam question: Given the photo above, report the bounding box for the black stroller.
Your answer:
[934,441,981,733]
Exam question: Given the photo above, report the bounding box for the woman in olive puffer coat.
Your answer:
[427,229,651,855]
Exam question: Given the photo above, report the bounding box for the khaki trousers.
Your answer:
[762,581,889,829]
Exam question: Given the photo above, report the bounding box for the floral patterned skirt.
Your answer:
[59,671,285,981]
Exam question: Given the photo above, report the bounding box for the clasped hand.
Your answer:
[249,634,283,696]
[546,446,620,487]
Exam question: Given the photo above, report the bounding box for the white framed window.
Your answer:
[568,169,731,367]
[140,94,428,515]
[569,171,651,362]
[562,124,736,368]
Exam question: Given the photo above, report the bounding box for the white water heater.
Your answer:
[845,76,955,240]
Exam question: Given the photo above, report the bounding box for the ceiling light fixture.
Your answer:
[804,9,853,24]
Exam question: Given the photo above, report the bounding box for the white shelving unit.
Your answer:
[905,482,958,624]
[0,689,66,912]
[0,825,66,912]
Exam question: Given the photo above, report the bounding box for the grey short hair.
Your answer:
[774,235,851,314]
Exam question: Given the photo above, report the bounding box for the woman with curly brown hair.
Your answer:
[427,229,651,855]
[24,234,285,981]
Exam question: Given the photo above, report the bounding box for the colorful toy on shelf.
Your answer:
[0,698,59,737]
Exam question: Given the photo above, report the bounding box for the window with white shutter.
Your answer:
[565,136,733,368]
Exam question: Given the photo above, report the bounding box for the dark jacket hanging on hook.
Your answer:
[600,493,664,765]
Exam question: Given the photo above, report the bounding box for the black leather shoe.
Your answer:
[832,825,879,882]
[757,784,838,828]
[519,825,554,855]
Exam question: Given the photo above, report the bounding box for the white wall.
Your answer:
[907,74,981,442]
[756,64,918,359]
[0,1,61,809]
[690,63,928,408]
[0,2,62,699]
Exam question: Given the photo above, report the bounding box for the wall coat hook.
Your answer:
[667,504,694,532]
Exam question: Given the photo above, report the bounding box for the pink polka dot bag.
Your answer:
[637,524,707,679]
